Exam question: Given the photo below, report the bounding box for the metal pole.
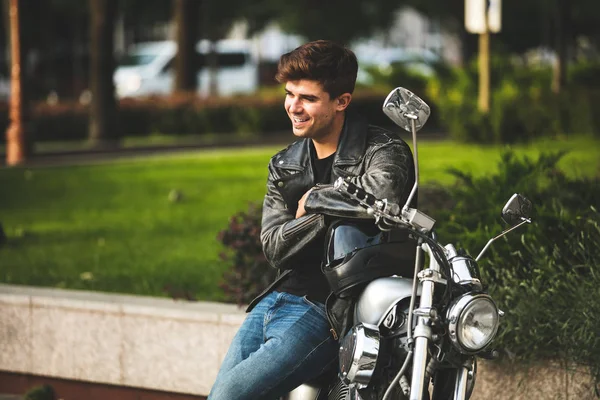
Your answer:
[5,0,25,165]
[478,30,490,113]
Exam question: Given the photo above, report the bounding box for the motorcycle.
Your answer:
[283,87,533,400]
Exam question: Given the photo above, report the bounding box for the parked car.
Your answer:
[114,39,258,98]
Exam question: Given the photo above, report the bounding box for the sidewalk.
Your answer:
[0,135,292,168]
[0,130,446,168]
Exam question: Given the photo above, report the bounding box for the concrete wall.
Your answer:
[0,284,244,396]
[0,284,596,398]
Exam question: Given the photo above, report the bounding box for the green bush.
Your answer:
[359,63,444,133]
[427,59,600,143]
[217,202,276,305]
[0,90,391,144]
[490,204,600,379]
[434,150,600,379]
[426,64,492,142]
[24,384,56,400]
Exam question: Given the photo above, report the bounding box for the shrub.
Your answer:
[433,150,600,379]
[217,202,276,306]
[426,64,492,142]
[360,62,444,133]
[23,385,56,400]
[489,204,600,380]
[426,59,600,143]
[0,90,391,144]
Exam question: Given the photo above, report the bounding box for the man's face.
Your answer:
[284,80,341,141]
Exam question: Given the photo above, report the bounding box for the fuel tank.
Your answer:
[354,276,420,326]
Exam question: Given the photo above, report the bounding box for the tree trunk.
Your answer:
[173,0,199,93]
[4,0,31,165]
[88,0,119,147]
[552,0,569,94]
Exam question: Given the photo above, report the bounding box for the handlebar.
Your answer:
[333,176,457,297]
[333,177,433,232]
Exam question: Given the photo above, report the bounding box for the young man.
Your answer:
[208,40,415,400]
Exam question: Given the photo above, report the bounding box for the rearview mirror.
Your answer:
[501,193,533,226]
[382,87,431,133]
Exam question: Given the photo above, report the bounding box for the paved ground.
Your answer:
[0,131,447,168]
[0,136,292,168]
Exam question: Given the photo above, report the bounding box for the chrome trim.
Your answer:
[410,243,438,400]
[339,323,380,389]
[449,256,482,290]
[446,293,499,353]
[445,244,482,290]
[453,367,469,400]
[417,268,447,285]
[284,383,322,400]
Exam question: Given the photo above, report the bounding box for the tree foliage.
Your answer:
[260,0,405,45]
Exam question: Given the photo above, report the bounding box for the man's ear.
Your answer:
[335,93,352,111]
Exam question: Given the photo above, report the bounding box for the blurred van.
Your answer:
[114,39,258,98]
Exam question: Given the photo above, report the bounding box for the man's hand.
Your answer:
[296,189,313,218]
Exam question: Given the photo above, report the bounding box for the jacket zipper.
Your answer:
[282,213,321,239]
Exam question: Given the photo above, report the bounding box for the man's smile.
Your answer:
[292,115,311,127]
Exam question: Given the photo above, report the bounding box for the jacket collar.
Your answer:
[276,112,368,170]
[334,112,368,166]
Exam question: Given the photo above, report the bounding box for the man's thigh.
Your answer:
[209,293,337,400]
[216,291,277,374]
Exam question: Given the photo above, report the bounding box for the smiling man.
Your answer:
[208,40,416,400]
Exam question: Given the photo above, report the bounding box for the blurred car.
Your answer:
[114,39,258,98]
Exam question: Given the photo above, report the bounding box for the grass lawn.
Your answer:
[1,135,598,301]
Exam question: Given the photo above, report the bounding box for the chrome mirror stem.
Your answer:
[403,114,419,212]
[475,218,532,262]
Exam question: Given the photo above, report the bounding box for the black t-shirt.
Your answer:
[275,145,335,304]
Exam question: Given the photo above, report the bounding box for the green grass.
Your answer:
[1,136,598,301]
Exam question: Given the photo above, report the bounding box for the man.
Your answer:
[208,40,415,400]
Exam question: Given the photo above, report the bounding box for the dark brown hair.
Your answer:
[275,40,358,99]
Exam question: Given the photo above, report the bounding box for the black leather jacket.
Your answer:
[247,112,416,339]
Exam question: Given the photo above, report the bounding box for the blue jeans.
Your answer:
[208,291,338,400]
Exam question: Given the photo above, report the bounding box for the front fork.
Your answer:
[409,243,475,400]
[453,367,470,399]
[409,243,445,400]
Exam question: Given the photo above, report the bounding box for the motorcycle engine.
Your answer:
[338,292,413,399]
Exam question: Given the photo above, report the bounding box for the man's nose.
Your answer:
[289,98,303,113]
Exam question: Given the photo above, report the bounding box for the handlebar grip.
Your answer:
[345,180,376,206]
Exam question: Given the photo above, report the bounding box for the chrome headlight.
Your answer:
[446,294,499,353]
[339,323,380,389]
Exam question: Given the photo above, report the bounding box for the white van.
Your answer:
[114,39,258,98]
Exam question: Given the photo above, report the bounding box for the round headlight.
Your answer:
[447,294,499,353]
[339,323,380,389]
